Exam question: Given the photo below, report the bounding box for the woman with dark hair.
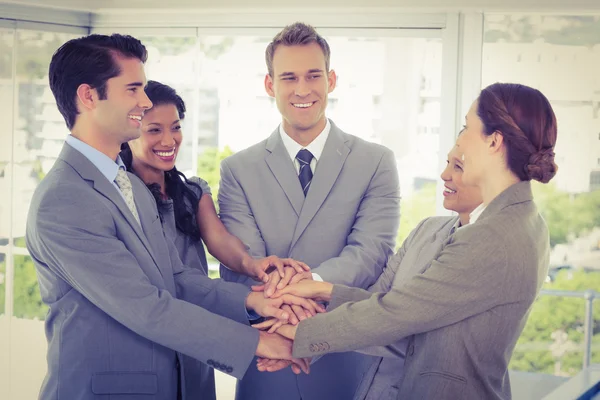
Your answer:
[260,83,559,400]
[120,80,311,400]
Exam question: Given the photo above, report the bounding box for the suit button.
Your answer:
[408,344,415,356]
[207,359,214,366]
[226,367,233,373]
[309,344,318,352]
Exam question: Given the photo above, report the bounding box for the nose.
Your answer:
[160,130,176,147]
[139,90,153,110]
[440,163,451,182]
[294,78,311,98]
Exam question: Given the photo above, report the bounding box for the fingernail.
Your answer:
[282,312,289,320]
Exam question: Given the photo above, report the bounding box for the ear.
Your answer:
[76,83,98,111]
[487,131,504,154]
[327,69,337,93]
[264,74,275,97]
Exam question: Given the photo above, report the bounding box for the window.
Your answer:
[483,13,600,378]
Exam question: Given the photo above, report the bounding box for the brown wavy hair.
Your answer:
[477,83,558,183]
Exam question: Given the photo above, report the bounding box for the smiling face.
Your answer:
[128,103,182,174]
[440,144,483,220]
[93,56,153,146]
[264,43,336,142]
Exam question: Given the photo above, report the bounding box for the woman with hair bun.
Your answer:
[261,82,559,400]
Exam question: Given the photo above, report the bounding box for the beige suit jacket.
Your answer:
[294,181,549,400]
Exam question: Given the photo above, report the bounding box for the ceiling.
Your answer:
[2,0,600,12]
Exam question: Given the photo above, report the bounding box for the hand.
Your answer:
[245,291,325,323]
[252,319,298,339]
[257,357,311,374]
[257,356,312,374]
[271,280,334,302]
[255,266,313,298]
[255,331,309,374]
[244,256,310,284]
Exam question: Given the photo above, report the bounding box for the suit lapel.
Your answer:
[265,129,304,216]
[59,144,164,278]
[290,124,350,248]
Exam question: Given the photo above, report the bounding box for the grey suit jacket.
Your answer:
[218,120,400,400]
[26,143,259,400]
[294,181,549,400]
[355,216,458,400]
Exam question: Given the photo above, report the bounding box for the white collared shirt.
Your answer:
[279,119,331,176]
[469,203,487,224]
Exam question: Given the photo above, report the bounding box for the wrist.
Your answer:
[319,282,334,301]
[241,255,254,275]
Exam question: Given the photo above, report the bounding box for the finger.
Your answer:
[292,358,310,374]
[308,299,326,314]
[291,305,308,321]
[281,294,319,314]
[262,305,289,323]
[251,318,278,330]
[281,305,298,325]
[265,360,292,372]
[289,271,311,285]
[251,284,266,292]
[268,257,286,279]
[264,272,281,298]
[276,267,296,290]
[256,269,269,284]
[267,319,284,334]
[291,364,301,374]
[285,258,306,274]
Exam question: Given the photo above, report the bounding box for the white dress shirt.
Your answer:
[469,203,487,224]
[278,120,331,282]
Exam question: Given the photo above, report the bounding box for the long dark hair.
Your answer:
[120,80,203,241]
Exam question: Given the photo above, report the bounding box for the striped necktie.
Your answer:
[296,149,314,197]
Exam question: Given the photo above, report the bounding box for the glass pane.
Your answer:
[13,254,47,320]
[511,269,600,377]
[324,36,443,245]
[0,28,14,246]
[12,30,76,248]
[10,254,47,400]
[483,15,600,377]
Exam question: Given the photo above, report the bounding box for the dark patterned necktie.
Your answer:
[296,149,314,197]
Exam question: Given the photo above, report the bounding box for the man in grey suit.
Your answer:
[218,22,400,400]
[26,33,310,400]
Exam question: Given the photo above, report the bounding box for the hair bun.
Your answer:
[526,148,558,183]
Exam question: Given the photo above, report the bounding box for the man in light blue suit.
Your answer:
[218,22,400,400]
[26,33,310,400]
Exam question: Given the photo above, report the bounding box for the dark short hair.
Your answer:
[265,22,331,77]
[49,33,148,130]
[477,83,558,183]
[144,80,186,120]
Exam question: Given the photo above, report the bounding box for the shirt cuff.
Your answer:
[312,273,323,282]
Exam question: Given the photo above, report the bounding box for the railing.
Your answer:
[539,289,599,369]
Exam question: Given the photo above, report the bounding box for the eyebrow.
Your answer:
[277,69,324,78]
[147,119,180,126]
[126,82,145,88]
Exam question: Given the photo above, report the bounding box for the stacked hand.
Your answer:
[248,266,335,375]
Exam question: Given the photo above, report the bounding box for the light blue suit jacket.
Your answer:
[26,143,260,399]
